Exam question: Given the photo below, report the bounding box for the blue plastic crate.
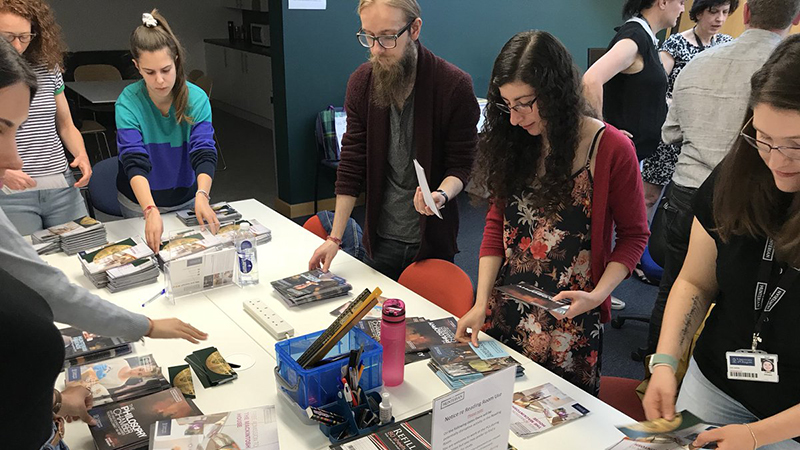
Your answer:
[274,327,382,409]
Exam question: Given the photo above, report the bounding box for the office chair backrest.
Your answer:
[398,259,474,318]
[88,157,122,217]
[187,69,205,82]
[194,75,213,98]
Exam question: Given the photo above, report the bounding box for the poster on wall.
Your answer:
[288,0,326,10]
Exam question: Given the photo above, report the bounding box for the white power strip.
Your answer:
[243,299,294,340]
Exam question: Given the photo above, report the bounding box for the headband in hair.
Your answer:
[142,13,158,28]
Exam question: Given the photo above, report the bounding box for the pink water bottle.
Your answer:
[381,298,405,386]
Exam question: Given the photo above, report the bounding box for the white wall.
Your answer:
[50,0,239,71]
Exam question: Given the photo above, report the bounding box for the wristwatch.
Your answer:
[434,189,449,207]
[648,353,678,374]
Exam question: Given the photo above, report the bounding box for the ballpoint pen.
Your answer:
[141,288,166,307]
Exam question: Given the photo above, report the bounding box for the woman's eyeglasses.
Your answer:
[495,97,538,114]
[0,31,37,44]
[740,116,800,161]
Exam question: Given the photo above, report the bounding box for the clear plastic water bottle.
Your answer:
[381,298,405,387]
[234,223,259,286]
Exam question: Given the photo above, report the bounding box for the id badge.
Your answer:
[725,350,779,383]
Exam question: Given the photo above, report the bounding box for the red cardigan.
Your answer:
[335,42,479,261]
[479,124,649,323]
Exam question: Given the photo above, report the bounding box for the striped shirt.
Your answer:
[16,65,68,177]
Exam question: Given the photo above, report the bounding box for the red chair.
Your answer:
[303,215,328,240]
[599,376,646,422]
[398,259,474,318]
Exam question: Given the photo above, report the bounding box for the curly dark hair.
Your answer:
[0,0,66,71]
[689,0,739,21]
[473,30,587,210]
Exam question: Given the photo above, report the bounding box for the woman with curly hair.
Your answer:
[0,0,92,235]
[455,31,649,394]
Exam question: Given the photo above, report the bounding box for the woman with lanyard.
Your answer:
[116,10,219,253]
[643,35,800,449]
[0,0,92,236]
[641,0,737,206]
[454,31,649,396]
[583,0,685,209]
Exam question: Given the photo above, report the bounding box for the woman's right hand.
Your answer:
[2,169,36,191]
[642,365,678,421]
[59,385,96,425]
[455,304,487,347]
[144,209,163,254]
[309,239,339,272]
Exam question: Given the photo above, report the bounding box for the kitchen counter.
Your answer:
[204,38,270,57]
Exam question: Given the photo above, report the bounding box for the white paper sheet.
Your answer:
[334,110,347,155]
[288,0,326,10]
[1,173,69,194]
[431,365,516,450]
[413,159,442,219]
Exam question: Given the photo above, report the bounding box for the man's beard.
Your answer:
[370,41,417,109]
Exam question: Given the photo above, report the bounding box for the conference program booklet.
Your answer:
[612,411,719,449]
[149,405,280,450]
[509,382,590,437]
[65,354,169,406]
[78,237,154,274]
[61,327,133,368]
[495,282,571,315]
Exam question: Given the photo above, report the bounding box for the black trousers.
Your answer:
[646,182,697,353]
[366,237,421,281]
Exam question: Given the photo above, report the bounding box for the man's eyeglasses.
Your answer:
[0,31,37,44]
[495,97,538,115]
[357,19,415,49]
[740,116,800,161]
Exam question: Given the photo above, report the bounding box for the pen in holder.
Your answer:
[316,389,393,443]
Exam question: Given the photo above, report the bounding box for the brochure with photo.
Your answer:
[495,282,570,315]
[509,383,590,437]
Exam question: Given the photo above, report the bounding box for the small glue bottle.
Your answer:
[379,392,392,425]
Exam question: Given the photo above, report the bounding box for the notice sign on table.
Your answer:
[431,365,515,450]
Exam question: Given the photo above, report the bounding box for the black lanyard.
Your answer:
[751,238,800,350]
[692,27,708,52]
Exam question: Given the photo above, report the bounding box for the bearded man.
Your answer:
[309,0,479,280]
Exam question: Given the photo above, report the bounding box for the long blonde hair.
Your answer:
[129,9,192,124]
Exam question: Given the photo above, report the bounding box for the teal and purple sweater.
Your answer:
[115,80,216,208]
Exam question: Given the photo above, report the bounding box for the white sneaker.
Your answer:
[611,296,626,310]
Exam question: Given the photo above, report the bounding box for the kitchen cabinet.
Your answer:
[222,0,268,11]
[204,42,273,124]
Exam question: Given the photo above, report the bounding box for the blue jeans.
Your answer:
[677,358,800,449]
[117,192,195,218]
[39,421,69,450]
[0,169,87,236]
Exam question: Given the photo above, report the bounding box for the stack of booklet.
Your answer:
[78,237,157,291]
[32,240,59,255]
[88,387,201,450]
[61,327,133,369]
[32,216,107,255]
[428,341,525,390]
[607,411,718,449]
[509,383,591,438]
[216,218,272,245]
[177,202,242,226]
[155,229,223,269]
[271,269,352,307]
[356,316,459,364]
[65,354,170,406]
[149,405,281,450]
[184,346,238,388]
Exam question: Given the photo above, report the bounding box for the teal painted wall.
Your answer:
[272,0,627,206]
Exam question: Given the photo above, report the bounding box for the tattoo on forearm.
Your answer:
[679,295,705,348]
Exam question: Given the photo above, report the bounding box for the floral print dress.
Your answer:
[483,130,604,395]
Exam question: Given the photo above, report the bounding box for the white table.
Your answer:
[66,80,137,105]
[51,199,631,449]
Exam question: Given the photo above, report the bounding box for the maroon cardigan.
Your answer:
[479,124,650,323]
[335,42,479,261]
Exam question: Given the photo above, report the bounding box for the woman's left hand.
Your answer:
[550,290,606,320]
[692,424,758,450]
[194,194,220,234]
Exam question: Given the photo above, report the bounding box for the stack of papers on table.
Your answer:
[509,382,590,438]
[356,316,459,364]
[65,354,170,406]
[79,237,157,291]
[176,202,242,226]
[32,216,107,255]
[216,218,272,245]
[271,269,352,306]
[155,229,223,269]
[149,405,280,450]
[428,341,524,389]
[32,240,59,255]
[61,327,133,369]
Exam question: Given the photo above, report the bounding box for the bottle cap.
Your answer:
[382,298,405,323]
[239,223,250,231]
[381,392,391,405]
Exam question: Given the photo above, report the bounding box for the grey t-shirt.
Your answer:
[377,92,421,244]
[0,208,149,340]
